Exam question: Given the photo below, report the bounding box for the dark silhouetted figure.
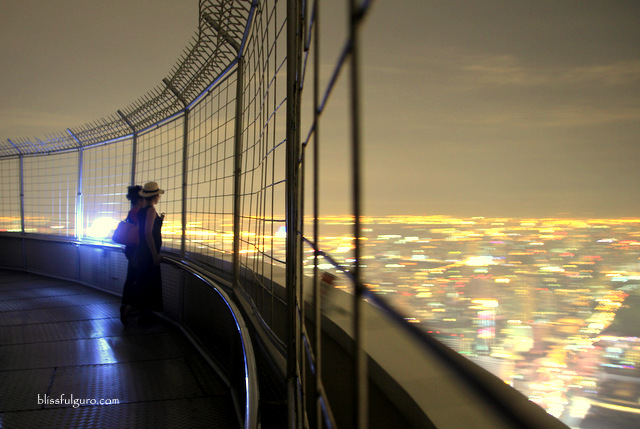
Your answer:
[120,185,144,325]
[131,181,165,325]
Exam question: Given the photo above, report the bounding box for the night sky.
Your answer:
[2,1,639,218]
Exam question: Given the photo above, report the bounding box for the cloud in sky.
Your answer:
[462,56,640,87]
[0,0,196,140]
[0,108,89,139]
[357,2,640,217]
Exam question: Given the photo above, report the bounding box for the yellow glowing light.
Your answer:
[471,299,499,308]
[415,292,433,298]
[465,256,496,266]
[540,266,565,273]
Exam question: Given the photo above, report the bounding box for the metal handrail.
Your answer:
[162,255,259,429]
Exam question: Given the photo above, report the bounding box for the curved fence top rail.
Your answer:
[0,0,256,159]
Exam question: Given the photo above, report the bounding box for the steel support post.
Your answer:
[76,147,84,241]
[18,153,26,269]
[312,1,324,426]
[117,111,138,187]
[181,109,189,257]
[130,134,137,187]
[233,57,245,289]
[18,154,25,235]
[66,129,84,242]
[348,0,368,426]
[286,0,303,426]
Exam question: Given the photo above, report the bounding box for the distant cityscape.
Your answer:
[4,213,639,427]
[307,215,640,428]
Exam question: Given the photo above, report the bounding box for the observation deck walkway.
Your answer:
[0,269,237,428]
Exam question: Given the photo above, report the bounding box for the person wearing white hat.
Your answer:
[123,181,166,325]
[138,181,165,199]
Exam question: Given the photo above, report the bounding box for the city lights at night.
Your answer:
[1,1,639,427]
[293,215,640,426]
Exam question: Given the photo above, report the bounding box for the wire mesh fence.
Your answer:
[1,0,316,422]
[186,72,238,266]
[135,117,185,251]
[22,152,78,236]
[0,157,21,232]
[82,139,133,240]
[1,1,424,428]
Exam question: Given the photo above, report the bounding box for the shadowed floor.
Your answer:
[0,270,238,428]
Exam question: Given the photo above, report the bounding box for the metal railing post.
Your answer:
[117,110,137,186]
[286,0,303,426]
[131,134,137,186]
[311,1,324,426]
[19,153,25,268]
[348,1,368,427]
[162,81,190,257]
[233,57,245,289]
[15,150,25,235]
[76,147,84,241]
[181,110,189,257]
[8,139,27,268]
[67,129,84,241]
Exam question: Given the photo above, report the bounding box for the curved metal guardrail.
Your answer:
[162,255,259,429]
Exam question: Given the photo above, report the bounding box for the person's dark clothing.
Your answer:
[121,207,141,307]
[131,205,163,311]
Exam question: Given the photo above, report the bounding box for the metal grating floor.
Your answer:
[0,270,238,428]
